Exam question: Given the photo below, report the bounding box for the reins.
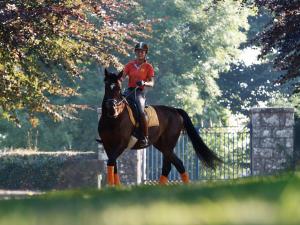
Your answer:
[105,86,139,106]
[104,86,139,117]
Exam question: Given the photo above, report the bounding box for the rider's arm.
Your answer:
[144,77,154,87]
[144,64,154,87]
[120,72,127,82]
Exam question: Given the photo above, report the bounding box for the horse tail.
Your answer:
[176,108,222,169]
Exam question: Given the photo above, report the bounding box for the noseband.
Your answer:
[104,98,125,118]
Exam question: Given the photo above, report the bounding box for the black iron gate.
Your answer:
[144,126,252,182]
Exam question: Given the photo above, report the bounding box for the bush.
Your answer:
[0,149,102,190]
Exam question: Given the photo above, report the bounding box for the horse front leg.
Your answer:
[107,158,116,186]
[107,160,121,186]
[114,162,121,186]
[106,150,124,186]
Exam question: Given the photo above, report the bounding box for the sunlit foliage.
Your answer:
[0,0,144,124]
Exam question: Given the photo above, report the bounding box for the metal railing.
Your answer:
[144,126,252,182]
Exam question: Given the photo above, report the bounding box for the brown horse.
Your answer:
[98,69,222,185]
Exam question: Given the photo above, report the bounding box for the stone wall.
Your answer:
[250,107,294,175]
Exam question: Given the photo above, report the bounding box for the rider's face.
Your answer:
[135,49,146,60]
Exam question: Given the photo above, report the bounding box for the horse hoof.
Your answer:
[159,175,168,185]
[114,174,121,186]
[180,172,190,184]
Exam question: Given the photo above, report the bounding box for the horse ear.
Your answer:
[117,70,123,79]
[104,68,108,77]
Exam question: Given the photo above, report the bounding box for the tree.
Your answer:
[218,62,286,115]
[125,0,254,123]
[0,0,144,124]
[0,62,103,151]
[251,0,300,91]
[217,8,290,115]
[0,0,256,150]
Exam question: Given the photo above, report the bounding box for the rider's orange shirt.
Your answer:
[124,60,154,88]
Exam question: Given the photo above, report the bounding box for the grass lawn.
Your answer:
[0,172,300,225]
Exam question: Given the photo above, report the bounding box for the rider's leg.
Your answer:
[140,112,149,142]
[136,90,149,146]
[126,87,140,127]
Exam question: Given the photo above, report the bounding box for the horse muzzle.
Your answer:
[105,99,122,118]
[106,105,120,118]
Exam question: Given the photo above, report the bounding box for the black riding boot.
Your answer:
[139,113,149,147]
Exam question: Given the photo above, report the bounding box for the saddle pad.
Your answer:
[126,105,159,127]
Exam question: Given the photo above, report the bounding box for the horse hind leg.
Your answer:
[167,153,190,184]
[159,156,171,185]
[153,118,189,184]
[155,145,189,184]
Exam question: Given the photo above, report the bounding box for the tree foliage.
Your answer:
[0,62,103,151]
[251,0,300,91]
[217,9,285,115]
[0,0,256,150]
[218,62,286,115]
[0,0,144,124]
[130,0,254,123]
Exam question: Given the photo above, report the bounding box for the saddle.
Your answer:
[126,104,159,127]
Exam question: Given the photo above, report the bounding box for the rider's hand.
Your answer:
[136,80,145,87]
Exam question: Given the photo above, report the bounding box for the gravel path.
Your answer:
[0,189,44,200]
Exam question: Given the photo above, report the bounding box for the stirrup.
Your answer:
[139,136,149,147]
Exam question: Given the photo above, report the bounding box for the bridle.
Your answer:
[104,86,139,118]
[105,86,138,105]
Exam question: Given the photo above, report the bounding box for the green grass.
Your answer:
[1,172,300,225]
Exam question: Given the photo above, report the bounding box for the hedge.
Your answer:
[0,150,102,190]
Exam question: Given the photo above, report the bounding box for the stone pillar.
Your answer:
[118,149,145,185]
[250,107,294,175]
[97,108,107,188]
[97,108,107,159]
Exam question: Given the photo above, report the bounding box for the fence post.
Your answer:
[250,107,294,175]
[97,108,107,188]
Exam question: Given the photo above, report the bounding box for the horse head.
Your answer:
[103,68,124,118]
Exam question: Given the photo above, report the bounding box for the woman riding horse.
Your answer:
[98,68,222,186]
[121,42,155,147]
